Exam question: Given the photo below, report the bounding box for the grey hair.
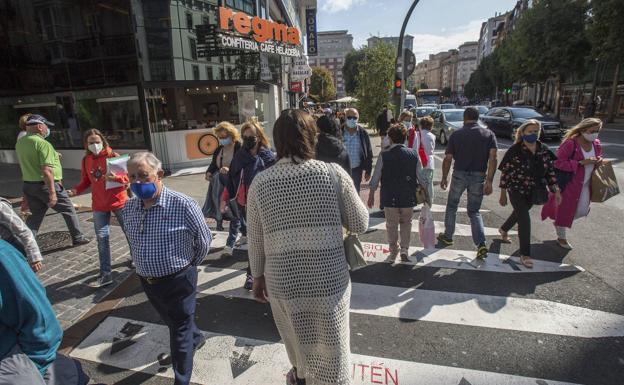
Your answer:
[128,151,162,172]
[345,108,359,117]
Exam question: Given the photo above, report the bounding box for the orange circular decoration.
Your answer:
[198,133,219,156]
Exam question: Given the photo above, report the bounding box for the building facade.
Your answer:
[456,41,478,95]
[0,0,315,171]
[366,34,414,54]
[440,49,458,96]
[309,30,353,97]
[477,12,508,64]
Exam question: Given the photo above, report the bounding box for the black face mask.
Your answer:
[243,136,258,150]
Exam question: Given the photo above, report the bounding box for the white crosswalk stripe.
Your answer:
[368,218,517,236]
[71,203,614,385]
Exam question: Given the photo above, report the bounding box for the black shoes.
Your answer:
[157,336,207,366]
[72,237,92,246]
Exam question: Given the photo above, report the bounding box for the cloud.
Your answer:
[320,0,366,13]
[410,19,484,62]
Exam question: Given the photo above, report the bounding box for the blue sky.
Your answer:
[316,0,518,61]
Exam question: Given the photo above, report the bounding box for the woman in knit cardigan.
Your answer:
[247,109,369,385]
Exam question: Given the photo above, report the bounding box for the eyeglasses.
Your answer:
[346,116,358,120]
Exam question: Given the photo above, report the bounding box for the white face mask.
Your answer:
[582,132,599,142]
[88,143,103,154]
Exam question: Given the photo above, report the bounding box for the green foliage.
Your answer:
[355,42,394,127]
[343,49,365,95]
[589,0,624,63]
[309,67,336,102]
[441,87,452,98]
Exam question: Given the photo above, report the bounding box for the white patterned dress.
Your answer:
[247,158,369,385]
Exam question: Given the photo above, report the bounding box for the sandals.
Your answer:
[520,255,534,269]
[498,228,512,243]
[557,239,573,250]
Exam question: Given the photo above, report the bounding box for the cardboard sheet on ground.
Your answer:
[106,154,129,190]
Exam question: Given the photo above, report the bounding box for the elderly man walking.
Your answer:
[343,108,373,192]
[122,152,212,385]
[15,114,90,245]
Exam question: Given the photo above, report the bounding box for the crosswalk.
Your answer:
[69,203,622,385]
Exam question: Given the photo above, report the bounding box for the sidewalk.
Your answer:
[560,115,624,130]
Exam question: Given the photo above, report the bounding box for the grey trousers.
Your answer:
[0,345,89,385]
[22,182,85,241]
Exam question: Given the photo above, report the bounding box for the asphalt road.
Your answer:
[69,128,624,385]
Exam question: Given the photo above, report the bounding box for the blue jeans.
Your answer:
[93,209,124,277]
[444,170,486,247]
[226,206,246,248]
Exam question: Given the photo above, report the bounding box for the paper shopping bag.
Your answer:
[591,161,620,203]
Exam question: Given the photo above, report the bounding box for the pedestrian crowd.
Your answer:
[0,105,611,385]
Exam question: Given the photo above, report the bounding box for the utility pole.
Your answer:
[393,0,420,118]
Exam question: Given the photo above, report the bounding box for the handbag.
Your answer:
[417,130,429,168]
[228,171,245,219]
[415,184,429,205]
[591,161,620,202]
[327,163,367,271]
[555,140,577,192]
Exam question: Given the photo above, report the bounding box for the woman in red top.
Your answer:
[68,129,128,287]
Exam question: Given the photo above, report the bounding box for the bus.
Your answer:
[416,89,441,106]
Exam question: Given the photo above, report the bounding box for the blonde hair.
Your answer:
[241,118,270,149]
[18,113,32,131]
[563,117,602,142]
[514,119,541,144]
[214,121,241,143]
[398,111,413,122]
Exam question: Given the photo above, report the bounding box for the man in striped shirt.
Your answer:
[122,152,212,385]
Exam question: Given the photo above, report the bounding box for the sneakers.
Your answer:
[223,245,234,256]
[72,237,92,246]
[557,239,573,250]
[89,274,113,288]
[400,253,410,262]
[437,233,453,246]
[384,253,398,264]
[236,236,248,246]
[158,336,206,366]
[476,245,489,260]
[244,274,254,290]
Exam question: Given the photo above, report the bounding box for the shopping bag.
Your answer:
[419,203,436,249]
[591,161,620,202]
[105,154,129,190]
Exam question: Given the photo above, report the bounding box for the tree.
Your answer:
[589,0,624,122]
[343,49,365,95]
[355,42,395,129]
[441,87,452,98]
[309,67,336,102]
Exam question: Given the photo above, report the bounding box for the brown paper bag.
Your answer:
[591,161,620,202]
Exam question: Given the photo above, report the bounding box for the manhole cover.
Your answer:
[37,231,71,252]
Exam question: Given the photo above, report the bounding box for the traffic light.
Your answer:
[394,78,402,96]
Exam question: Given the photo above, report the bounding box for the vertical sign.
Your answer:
[305,8,318,56]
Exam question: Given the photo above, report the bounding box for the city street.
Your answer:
[48,128,624,385]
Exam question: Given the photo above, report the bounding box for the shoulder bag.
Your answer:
[327,163,367,271]
[555,140,577,192]
[228,170,245,219]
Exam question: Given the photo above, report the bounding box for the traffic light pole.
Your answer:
[394,0,420,118]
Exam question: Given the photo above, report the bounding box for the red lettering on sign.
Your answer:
[371,365,383,384]
[358,364,369,381]
[385,367,399,385]
[364,250,377,259]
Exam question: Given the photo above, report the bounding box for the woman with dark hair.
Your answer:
[247,109,369,385]
[221,119,276,289]
[68,129,129,287]
[315,115,351,175]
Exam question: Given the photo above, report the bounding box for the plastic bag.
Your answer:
[419,203,436,249]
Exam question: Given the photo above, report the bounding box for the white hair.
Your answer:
[128,151,162,172]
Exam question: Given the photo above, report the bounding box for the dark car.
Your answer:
[480,107,563,140]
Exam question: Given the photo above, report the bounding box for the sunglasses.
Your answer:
[346,116,358,120]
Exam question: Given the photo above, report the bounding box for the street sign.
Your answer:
[395,49,416,79]
[291,56,312,81]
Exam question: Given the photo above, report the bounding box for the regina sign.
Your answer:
[218,7,302,57]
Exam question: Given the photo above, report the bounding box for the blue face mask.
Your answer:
[130,182,157,200]
[219,137,232,146]
[523,133,538,143]
[346,118,358,129]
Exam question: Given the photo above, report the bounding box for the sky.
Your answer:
[316,0,518,62]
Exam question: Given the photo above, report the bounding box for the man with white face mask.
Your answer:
[342,108,373,193]
[15,115,90,246]
[122,152,212,385]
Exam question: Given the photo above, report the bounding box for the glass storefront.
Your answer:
[0,86,146,149]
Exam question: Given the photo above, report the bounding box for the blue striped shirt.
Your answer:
[343,129,362,169]
[122,186,212,278]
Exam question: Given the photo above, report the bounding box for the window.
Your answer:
[186,12,193,29]
[227,0,255,14]
[206,66,213,80]
[189,38,197,60]
[192,65,200,80]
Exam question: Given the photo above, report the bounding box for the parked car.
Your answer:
[431,109,464,145]
[440,103,457,110]
[480,107,563,140]
[413,106,436,118]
